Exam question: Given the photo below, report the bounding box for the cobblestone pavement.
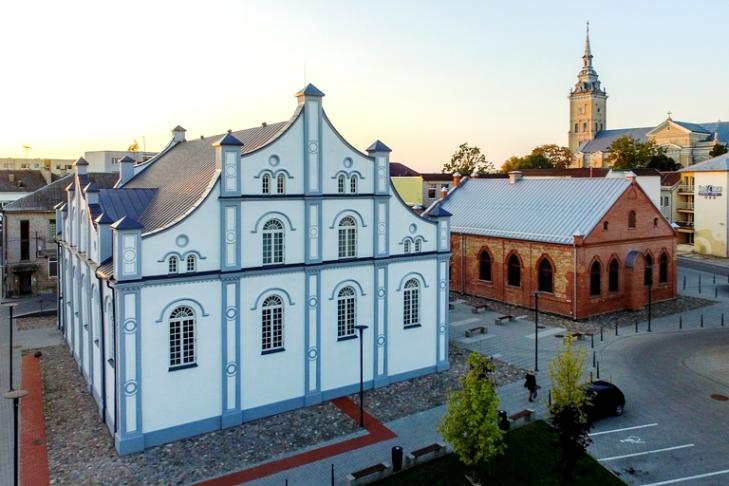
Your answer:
[15,315,57,331]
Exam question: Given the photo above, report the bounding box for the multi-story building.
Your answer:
[83,150,157,173]
[0,157,75,175]
[57,84,451,455]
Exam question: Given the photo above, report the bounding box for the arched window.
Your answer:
[277,173,285,194]
[609,258,619,292]
[106,298,115,363]
[538,258,553,293]
[603,221,608,231]
[575,123,578,133]
[337,286,356,338]
[659,252,669,284]
[479,251,492,281]
[583,122,587,132]
[350,175,358,193]
[507,254,521,287]
[403,279,420,328]
[404,240,411,253]
[168,256,178,274]
[414,238,422,253]
[644,254,653,287]
[337,174,345,194]
[628,210,636,228]
[261,295,284,352]
[262,173,271,194]
[186,255,196,272]
[653,217,658,227]
[590,261,601,296]
[262,219,284,265]
[338,216,357,258]
[169,306,195,368]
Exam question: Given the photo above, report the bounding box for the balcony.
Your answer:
[674,220,694,232]
[678,185,695,194]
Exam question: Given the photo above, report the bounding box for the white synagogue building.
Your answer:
[56,84,452,454]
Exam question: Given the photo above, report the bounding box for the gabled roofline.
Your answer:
[240,105,303,157]
[321,110,375,161]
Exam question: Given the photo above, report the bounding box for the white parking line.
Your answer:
[598,443,694,462]
[589,423,658,436]
[450,317,481,327]
[641,469,729,486]
[524,327,566,339]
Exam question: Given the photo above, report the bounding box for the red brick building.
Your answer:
[430,172,677,319]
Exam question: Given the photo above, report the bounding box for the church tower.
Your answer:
[568,22,607,153]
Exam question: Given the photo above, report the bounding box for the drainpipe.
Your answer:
[98,277,106,424]
[55,241,62,331]
[460,234,465,294]
[572,241,577,319]
[105,279,117,434]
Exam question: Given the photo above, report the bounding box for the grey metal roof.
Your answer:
[697,121,729,142]
[673,120,710,134]
[4,173,117,212]
[437,177,631,244]
[215,132,244,146]
[98,187,157,223]
[679,152,729,172]
[297,83,325,97]
[578,127,653,153]
[111,216,144,230]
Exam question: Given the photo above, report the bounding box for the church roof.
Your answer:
[672,120,710,134]
[435,177,631,245]
[679,153,729,172]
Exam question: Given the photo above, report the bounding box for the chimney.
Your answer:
[470,171,479,179]
[452,172,462,187]
[508,171,522,184]
[119,155,135,185]
[172,125,187,143]
[440,186,448,200]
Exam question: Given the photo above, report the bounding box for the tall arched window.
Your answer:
[106,298,115,363]
[168,256,178,274]
[338,216,357,258]
[609,258,619,292]
[337,175,345,194]
[337,286,356,338]
[644,254,653,286]
[262,219,284,265]
[276,173,285,194]
[507,254,521,287]
[574,123,578,133]
[186,254,196,272]
[404,240,411,254]
[628,210,636,228]
[590,260,601,296]
[414,238,422,253]
[262,173,271,194]
[403,279,420,328]
[169,306,195,369]
[261,295,284,352]
[350,175,358,193]
[538,258,553,293]
[479,251,492,281]
[659,252,669,284]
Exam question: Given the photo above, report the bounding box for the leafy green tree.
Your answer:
[442,143,495,175]
[607,136,666,170]
[549,336,591,479]
[500,153,553,173]
[645,153,681,171]
[709,143,728,158]
[127,140,140,152]
[439,353,505,481]
[532,144,573,169]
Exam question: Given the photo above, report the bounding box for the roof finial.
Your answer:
[667,110,672,120]
[583,20,592,65]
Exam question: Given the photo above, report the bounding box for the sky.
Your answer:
[1,0,728,172]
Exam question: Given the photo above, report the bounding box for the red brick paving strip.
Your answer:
[196,397,397,485]
[20,355,50,486]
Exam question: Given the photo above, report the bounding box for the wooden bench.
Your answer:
[345,462,392,486]
[471,304,488,314]
[405,442,447,468]
[508,409,535,427]
[465,326,487,338]
[495,315,514,325]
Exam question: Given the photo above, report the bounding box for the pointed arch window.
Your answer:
[590,260,601,296]
[507,253,521,287]
[169,306,195,369]
[168,256,178,274]
[186,254,196,272]
[538,258,553,293]
[609,258,619,292]
[338,216,357,258]
[276,173,285,194]
[403,279,420,328]
[262,173,271,194]
[479,250,492,282]
[628,210,636,228]
[261,295,284,352]
[337,286,356,338]
[262,219,284,265]
[337,174,345,194]
[659,252,669,284]
[350,175,358,193]
[644,254,653,287]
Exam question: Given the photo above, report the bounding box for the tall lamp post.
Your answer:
[4,304,27,486]
[354,324,368,427]
[647,283,653,332]
[533,292,540,372]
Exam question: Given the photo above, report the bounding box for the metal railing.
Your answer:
[676,202,694,210]
[678,185,695,193]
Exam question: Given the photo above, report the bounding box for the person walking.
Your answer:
[524,369,538,402]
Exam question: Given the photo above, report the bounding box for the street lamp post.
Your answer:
[4,304,26,486]
[647,284,653,332]
[533,292,539,372]
[354,324,368,427]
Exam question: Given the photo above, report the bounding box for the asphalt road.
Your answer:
[678,257,729,277]
[589,328,729,485]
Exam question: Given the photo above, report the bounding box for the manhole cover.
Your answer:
[711,394,729,401]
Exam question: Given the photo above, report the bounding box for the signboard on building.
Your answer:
[698,185,722,198]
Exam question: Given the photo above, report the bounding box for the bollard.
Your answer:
[593,350,596,368]
[679,315,683,330]
[590,371,593,382]
[716,287,719,298]
[331,464,335,486]
[285,480,288,486]
[683,275,686,290]
[722,313,725,327]
[615,319,619,336]
[591,333,594,349]
[635,317,638,333]
[548,389,552,407]
[714,274,717,284]
[597,361,600,379]
[699,275,702,293]
[701,315,704,328]
[600,326,604,341]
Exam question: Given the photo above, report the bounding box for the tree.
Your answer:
[645,153,681,171]
[127,140,140,152]
[607,136,666,170]
[500,153,553,173]
[442,143,495,175]
[439,353,505,482]
[709,143,728,158]
[549,336,591,479]
[532,144,573,169]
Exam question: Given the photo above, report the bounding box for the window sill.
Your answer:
[404,324,422,330]
[505,285,522,290]
[169,363,198,372]
[337,256,358,262]
[262,347,285,355]
[337,334,358,342]
[477,279,493,285]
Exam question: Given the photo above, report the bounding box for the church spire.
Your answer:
[583,21,593,69]
[573,20,603,95]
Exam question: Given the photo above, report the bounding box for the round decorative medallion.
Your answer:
[268,155,280,167]
[308,296,319,308]
[377,287,386,298]
[123,249,136,263]
[377,334,386,346]
[176,235,189,247]
[377,222,386,233]
[409,223,417,234]
[308,347,319,360]
[309,226,318,238]
[439,325,447,334]
[308,142,318,153]
[225,165,236,177]
[225,230,236,243]
[343,157,353,168]
[123,319,137,333]
[439,280,447,289]
[377,166,385,176]
[124,380,138,396]
[225,307,238,319]
[226,362,238,376]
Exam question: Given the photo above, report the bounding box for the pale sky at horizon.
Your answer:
[2,0,728,172]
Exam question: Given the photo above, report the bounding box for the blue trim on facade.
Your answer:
[304,199,323,264]
[145,415,221,449]
[114,230,142,281]
[220,202,241,272]
[251,211,297,233]
[395,272,430,291]
[328,208,368,228]
[243,396,305,422]
[436,255,450,372]
[254,168,293,180]
[250,288,296,310]
[156,250,207,263]
[373,262,389,388]
[155,298,210,323]
[328,279,367,300]
[220,146,241,197]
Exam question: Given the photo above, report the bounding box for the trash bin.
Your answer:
[391,445,404,472]
[498,410,510,431]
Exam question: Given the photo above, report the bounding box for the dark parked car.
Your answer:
[585,380,625,421]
